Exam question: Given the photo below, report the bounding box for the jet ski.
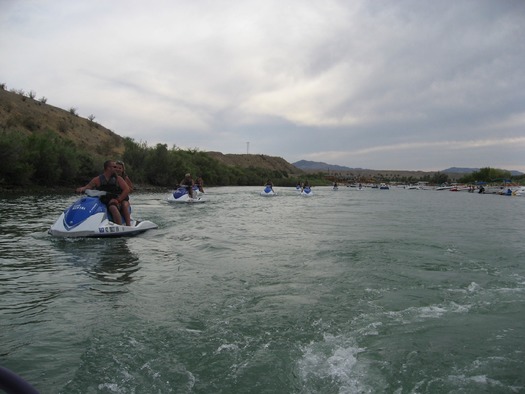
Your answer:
[49,190,158,237]
[301,186,313,196]
[260,186,276,196]
[167,186,205,203]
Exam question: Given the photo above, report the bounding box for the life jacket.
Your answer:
[98,174,119,204]
[182,177,193,189]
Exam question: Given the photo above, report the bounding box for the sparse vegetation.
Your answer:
[21,115,39,131]
[57,119,68,133]
[0,84,312,190]
[8,84,515,191]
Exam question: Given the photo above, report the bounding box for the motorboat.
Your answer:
[260,186,276,196]
[513,186,525,196]
[167,186,205,203]
[301,186,313,196]
[49,190,158,237]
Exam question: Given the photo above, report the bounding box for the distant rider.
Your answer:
[181,173,194,198]
[195,176,205,193]
[302,180,310,191]
[265,179,274,191]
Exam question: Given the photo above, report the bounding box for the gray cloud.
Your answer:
[1,0,524,171]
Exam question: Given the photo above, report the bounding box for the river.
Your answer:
[1,186,524,393]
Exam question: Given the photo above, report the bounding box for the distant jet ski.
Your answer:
[167,187,205,203]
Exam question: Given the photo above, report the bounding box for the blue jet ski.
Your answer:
[301,186,313,196]
[167,186,205,203]
[49,190,158,237]
[260,185,276,196]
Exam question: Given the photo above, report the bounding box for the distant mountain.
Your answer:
[442,167,480,174]
[292,160,361,172]
[293,162,523,176]
[443,167,523,176]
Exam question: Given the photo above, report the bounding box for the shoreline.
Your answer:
[0,184,169,195]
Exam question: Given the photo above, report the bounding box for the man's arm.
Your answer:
[76,176,99,193]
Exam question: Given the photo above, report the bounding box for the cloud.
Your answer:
[1,0,524,171]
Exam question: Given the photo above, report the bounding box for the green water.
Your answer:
[1,187,524,393]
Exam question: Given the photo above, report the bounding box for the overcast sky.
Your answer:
[1,0,524,172]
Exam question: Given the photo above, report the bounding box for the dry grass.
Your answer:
[0,88,125,162]
[205,151,303,174]
[0,87,451,181]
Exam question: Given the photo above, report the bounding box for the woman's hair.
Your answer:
[116,160,126,172]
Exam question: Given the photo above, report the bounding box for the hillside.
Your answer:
[0,87,302,176]
[0,88,125,162]
[294,159,439,179]
[206,152,302,174]
[294,160,523,179]
[293,160,357,172]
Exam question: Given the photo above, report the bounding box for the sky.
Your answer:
[1,0,524,172]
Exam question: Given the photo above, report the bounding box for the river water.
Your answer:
[1,186,524,393]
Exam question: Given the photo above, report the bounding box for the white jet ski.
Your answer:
[260,186,276,196]
[167,186,205,203]
[49,190,158,237]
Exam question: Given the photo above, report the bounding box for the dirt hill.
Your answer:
[205,151,302,174]
[0,87,125,162]
[0,87,303,175]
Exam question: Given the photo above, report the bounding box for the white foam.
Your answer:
[216,343,239,353]
[418,305,447,318]
[297,334,367,392]
[98,382,121,392]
